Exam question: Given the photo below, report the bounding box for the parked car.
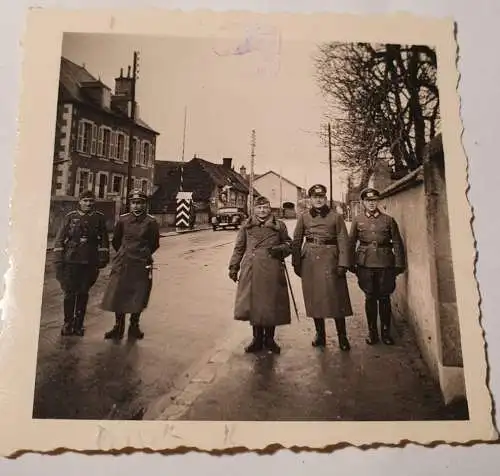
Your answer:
[211,207,246,231]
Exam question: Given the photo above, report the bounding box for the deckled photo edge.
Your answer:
[0,9,496,456]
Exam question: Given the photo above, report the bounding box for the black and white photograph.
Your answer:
[0,9,495,454]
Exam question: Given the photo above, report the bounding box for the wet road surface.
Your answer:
[33,227,244,420]
[33,221,468,421]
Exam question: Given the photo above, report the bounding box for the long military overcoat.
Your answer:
[229,215,292,327]
[292,207,353,319]
[101,212,160,314]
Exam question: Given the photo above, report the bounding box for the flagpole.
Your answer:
[249,129,256,214]
[180,106,187,192]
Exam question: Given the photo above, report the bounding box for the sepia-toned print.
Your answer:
[0,10,496,455]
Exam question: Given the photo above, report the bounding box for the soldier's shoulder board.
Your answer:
[119,212,131,218]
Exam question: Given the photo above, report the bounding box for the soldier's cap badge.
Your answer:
[308,184,327,197]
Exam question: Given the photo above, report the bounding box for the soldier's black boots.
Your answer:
[245,326,264,353]
[312,318,326,347]
[74,293,89,336]
[61,294,87,336]
[128,313,145,340]
[365,296,380,345]
[104,314,126,340]
[379,297,395,345]
[334,317,351,351]
[264,326,281,354]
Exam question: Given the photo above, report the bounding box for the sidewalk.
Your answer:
[151,272,469,422]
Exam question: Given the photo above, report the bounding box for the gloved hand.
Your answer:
[229,269,238,282]
[98,248,110,269]
[337,266,347,277]
[268,246,285,260]
[55,262,65,282]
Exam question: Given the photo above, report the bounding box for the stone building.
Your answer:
[52,57,160,202]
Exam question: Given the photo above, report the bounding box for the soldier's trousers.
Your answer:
[356,267,396,331]
[58,263,99,326]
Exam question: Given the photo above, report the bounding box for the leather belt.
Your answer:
[306,237,337,245]
[359,241,392,248]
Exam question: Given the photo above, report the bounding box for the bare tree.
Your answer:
[313,42,440,184]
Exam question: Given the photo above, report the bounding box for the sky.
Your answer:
[62,33,348,199]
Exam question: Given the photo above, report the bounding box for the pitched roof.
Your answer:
[59,57,159,134]
[253,170,304,190]
[194,158,252,194]
[154,160,183,185]
[151,157,260,208]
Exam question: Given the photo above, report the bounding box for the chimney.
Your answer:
[222,157,232,169]
[239,165,247,178]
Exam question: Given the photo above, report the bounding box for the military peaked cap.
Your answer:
[360,188,381,200]
[308,184,327,197]
[79,190,95,200]
[128,189,148,201]
[254,196,270,206]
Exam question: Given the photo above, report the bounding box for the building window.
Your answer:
[111,174,124,196]
[115,133,124,160]
[141,179,149,194]
[76,120,94,154]
[96,172,108,199]
[98,127,112,158]
[76,168,93,197]
[142,141,151,167]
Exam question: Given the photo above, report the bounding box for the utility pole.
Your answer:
[328,122,333,209]
[249,129,256,214]
[125,51,139,211]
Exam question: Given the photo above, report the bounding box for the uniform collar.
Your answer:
[247,215,279,231]
[131,211,147,221]
[365,209,380,218]
[77,209,94,216]
[310,205,330,218]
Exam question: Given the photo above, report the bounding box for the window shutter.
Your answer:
[97,127,104,156]
[150,143,155,167]
[75,169,81,196]
[91,124,98,155]
[134,137,140,166]
[140,140,145,166]
[110,131,116,159]
[77,122,84,152]
[124,134,129,162]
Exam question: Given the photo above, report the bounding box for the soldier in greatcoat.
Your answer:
[228,196,292,354]
[53,191,110,336]
[349,187,406,345]
[291,184,353,351]
[101,190,160,340]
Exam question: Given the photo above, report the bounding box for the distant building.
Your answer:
[250,170,305,218]
[52,57,160,201]
[151,156,259,215]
